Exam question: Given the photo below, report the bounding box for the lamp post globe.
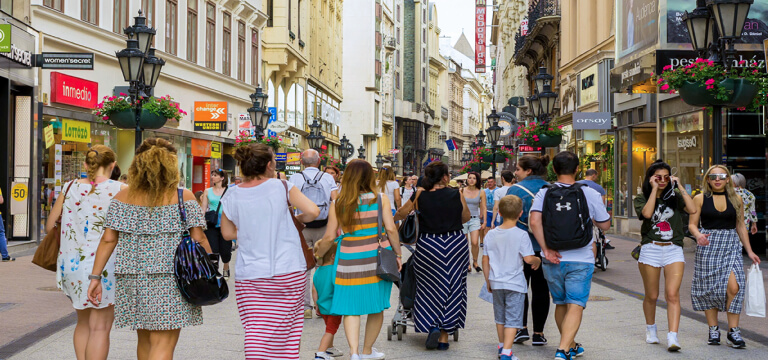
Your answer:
[476,130,486,148]
[142,48,165,89]
[533,67,553,95]
[486,108,501,128]
[376,153,384,169]
[308,119,324,150]
[706,0,753,39]
[358,145,366,159]
[340,134,349,150]
[115,39,145,83]
[683,2,716,53]
[126,10,156,55]
[539,84,558,116]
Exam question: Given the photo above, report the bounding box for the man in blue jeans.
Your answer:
[530,152,610,360]
[0,187,15,262]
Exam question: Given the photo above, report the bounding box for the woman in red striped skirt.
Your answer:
[220,143,320,359]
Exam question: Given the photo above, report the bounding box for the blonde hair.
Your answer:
[376,166,396,194]
[84,145,117,194]
[127,138,180,207]
[702,165,743,222]
[498,195,523,220]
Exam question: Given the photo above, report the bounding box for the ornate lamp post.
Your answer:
[682,0,753,164]
[486,109,503,178]
[527,67,559,154]
[357,144,366,160]
[247,87,270,139]
[339,134,355,168]
[375,153,384,169]
[116,10,164,150]
[461,149,471,166]
[307,102,326,151]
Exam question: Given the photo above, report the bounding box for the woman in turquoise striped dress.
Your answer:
[315,159,403,360]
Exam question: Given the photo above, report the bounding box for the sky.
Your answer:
[431,0,491,52]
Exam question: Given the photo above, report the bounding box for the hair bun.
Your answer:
[540,155,550,167]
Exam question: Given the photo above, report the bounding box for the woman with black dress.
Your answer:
[395,161,470,350]
[688,165,761,349]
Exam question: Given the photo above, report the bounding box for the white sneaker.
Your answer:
[325,347,343,357]
[360,348,385,359]
[314,352,332,360]
[667,332,681,352]
[646,327,660,344]
[350,355,361,360]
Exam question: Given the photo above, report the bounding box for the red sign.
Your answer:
[518,145,542,152]
[475,1,486,73]
[50,72,98,109]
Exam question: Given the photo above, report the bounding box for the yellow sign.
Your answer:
[211,142,222,159]
[62,119,91,143]
[287,152,301,164]
[11,183,28,201]
[44,124,55,148]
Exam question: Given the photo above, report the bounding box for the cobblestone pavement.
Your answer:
[3,235,768,359]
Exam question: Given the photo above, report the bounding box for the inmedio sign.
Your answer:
[573,112,612,130]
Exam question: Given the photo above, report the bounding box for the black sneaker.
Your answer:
[604,243,616,250]
[1,257,15,262]
[532,333,548,346]
[708,326,721,345]
[727,327,746,349]
[514,328,530,343]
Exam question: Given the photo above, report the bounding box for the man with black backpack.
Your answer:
[289,149,338,319]
[529,151,611,360]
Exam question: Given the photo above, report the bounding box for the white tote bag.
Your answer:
[744,264,766,318]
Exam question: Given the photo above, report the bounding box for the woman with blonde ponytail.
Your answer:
[46,144,125,360]
[87,138,212,360]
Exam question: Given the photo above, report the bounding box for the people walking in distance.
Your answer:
[396,161,471,350]
[461,171,487,273]
[289,149,339,319]
[325,166,341,187]
[529,151,611,360]
[578,169,613,250]
[0,187,13,262]
[87,139,212,360]
[492,171,515,228]
[506,155,551,346]
[731,173,759,235]
[201,168,232,279]
[219,143,319,359]
[230,176,243,187]
[311,241,344,360]
[481,177,498,247]
[398,175,418,210]
[634,160,696,352]
[687,165,761,349]
[46,145,124,360]
[377,165,402,216]
[315,159,402,360]
[483,194,542,360]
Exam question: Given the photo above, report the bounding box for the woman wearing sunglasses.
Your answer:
[634,159,695,351]
[688,165,761,349]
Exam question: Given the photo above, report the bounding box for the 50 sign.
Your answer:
[9,182,29,215]
[11,183,28,201]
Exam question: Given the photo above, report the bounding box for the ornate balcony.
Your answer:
[513,0,560,72]
[384,36,396,50]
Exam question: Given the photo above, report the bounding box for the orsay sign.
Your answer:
[573,112,612,130]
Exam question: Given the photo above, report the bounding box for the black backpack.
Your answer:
[541,183,593,250]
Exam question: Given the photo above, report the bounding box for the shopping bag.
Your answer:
[479,282,493,304]
[744,264,766,318]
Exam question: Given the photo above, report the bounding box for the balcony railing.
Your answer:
[513,0,561,63]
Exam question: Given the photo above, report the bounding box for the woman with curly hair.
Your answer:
[88,138,212,359]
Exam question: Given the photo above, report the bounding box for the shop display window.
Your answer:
[662,112,705,196]
[616,129,629,217]
[630,129,657,217]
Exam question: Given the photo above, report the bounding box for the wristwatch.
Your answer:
[88,274,102,280]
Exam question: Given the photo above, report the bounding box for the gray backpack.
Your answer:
[300,171,330,228]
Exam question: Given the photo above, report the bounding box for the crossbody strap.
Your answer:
[413,189,422,212]
[56,180,76,224]
[377,194,384,244]
[177,188,187,224]
[513,183,535,197]
[214,186,228,214]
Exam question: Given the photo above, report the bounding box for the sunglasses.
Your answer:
[654,175,670,181]
[708,173,728,180]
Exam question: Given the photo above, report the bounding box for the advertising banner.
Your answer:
[0,24,10,53]
[579,65,599,105]
[617,0,659,60]
[475,0,487,73]
[62,119,91,143]
[287,152,301,164]
[191,139,212,157]
[44,124,55,149]
[194,101,228,131]
[50,72,98,108]
[573,112,613,130]
[667,0,768,44]
[10,181,28,215]
[211,142,222,159]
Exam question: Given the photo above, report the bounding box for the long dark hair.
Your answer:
[640,159,677,219]
[422,161,449,190]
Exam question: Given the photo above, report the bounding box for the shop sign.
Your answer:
[579,65,599,105]
[268,120,290,133]
[287,152,301,164]
[194,101,228,131]
[475,0,487,73]
[191,138,212,157]
[275,153,287,162]
[657,50,766,73]
[677,136,697,150]
[633,147,656,152]
[211,142,222,159]
[44,124,55,149]
[38,53,95,70]
[203,159,211,189]
[573,112,612,130]
[520,18,528,36]
[10,181,28,215]
[0,43,32,66]
[0,24,10,53]
[518,145,542,152]
[62,119,91,143]
[50,72,98,108]
[267,107,277,137]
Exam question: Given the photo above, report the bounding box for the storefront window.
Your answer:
[617,129,629,217]
[287,84,297,128]
[307,91,316,132]
[296,84,305,130]
[278,84,286,124]
[662,112,704,196]
[631,129,657,217]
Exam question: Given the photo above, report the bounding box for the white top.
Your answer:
[288,166,338,214]
[483,227,534,292]
[531,182,611,263]
[384,180,400,209]
[221,179,306,280]
[494,185,511,203]
[401,186,416,204]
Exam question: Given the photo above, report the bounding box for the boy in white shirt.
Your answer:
[483,195,542,360]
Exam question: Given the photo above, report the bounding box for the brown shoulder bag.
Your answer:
[33,181,75,271]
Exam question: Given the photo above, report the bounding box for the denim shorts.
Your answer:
[492,289,525,328]
[486,210,494,228]
[463,217,481,234]
[638,242,685,268]
[542,261,594,308]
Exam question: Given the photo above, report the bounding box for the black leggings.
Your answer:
[205,227,232,264]
[523,251,550,333]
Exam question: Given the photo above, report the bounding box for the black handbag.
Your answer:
[398,190,421,245]
[174,188,229,306]
[204,186,227,227]
[376,194,400,282]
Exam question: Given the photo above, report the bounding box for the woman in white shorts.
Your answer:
[633,159,695,352]
[461,171,486,273]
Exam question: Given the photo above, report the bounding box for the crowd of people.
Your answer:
[32,137,762,360]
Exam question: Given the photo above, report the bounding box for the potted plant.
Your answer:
[516,122,565,148]
[235,130,259,148]
[459,160,491,174]
[656,58,767,111]
[260,135,287,152]
[93,94,186,129]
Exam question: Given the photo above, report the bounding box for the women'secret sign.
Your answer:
[50,72,98,108]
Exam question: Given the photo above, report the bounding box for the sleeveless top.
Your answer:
[464,190,481,217]
[206,187,224,227]
[700,192,737,230]
[417,188,464,234]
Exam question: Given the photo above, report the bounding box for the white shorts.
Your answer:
[638,242,685,268]
[463,217,482,234]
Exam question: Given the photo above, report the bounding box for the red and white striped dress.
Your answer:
[235,271,307,359]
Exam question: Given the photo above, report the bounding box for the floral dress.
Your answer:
[57,180,122,309]
[736,188,757,227]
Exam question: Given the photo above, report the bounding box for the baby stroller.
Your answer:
[594,228,609,271]
[386,245,459,342]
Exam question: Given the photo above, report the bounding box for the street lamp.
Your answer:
[248,87,269,139]
[376,153,384,169]
[462,149,471,166]
[538,84,558,117]
[339,134,355,167]
[358,144,366,159]
[142,48,165,88]
[533,67,553,95]
[476,130,486,148]
[307,119,324,150]
[486,109,504,178]
[528,93,541,118]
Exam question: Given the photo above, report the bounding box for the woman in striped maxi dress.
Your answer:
[396,161,471,350]
[315,159,403,360]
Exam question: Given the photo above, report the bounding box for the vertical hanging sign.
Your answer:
[475,0,487,73]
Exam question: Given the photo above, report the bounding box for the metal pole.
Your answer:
[491,143,497,179]
[712,105,723,164]
[132,83,142,150]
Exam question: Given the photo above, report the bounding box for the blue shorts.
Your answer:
[486,211,494,228]
[542,261,594,308]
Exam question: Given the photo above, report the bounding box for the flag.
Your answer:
[446,139,457,151]
[423,157,433,167]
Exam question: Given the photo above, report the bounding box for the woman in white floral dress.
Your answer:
[47,145,125,360]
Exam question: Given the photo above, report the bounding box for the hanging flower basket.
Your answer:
[678,79,758,108]
[94,94,185,130]
[105,109,167,129]
[531,134,562,148]
[516,122,565,148]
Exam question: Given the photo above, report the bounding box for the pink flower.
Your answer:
[657,78,664,84]
[663,65,672,71]
[707,60,714,66]
[737,107,746,111]
[109,96,116,101]
[753,69,759,74]
[706,85,714,90]
[558,125,563,129]
[660,84,670,91]
[103,116,109,120]
[321,145,327,150]
[119,92,127,96]
[705,78,715,86]
[739,60,747,65]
